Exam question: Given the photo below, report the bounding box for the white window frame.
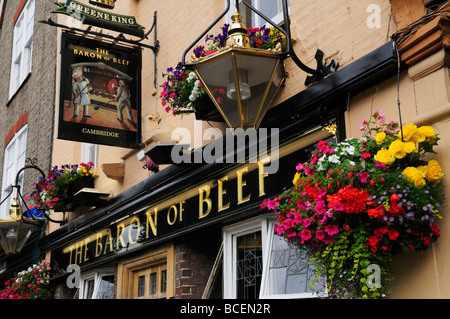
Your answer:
[225,0,290,28]
[223,216,325,299]
[81,143,98,167]
[0,0,5,27]
[9,0,35,99]
[252,0,290,27]
[1,125,28,217]
[259,220,327,299]
[223,216,269,299]
[78,269,115,299]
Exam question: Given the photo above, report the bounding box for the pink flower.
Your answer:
[301,219,311,228]
[358,120,368,131]
[300,229,311,243]
[266,198,280,210]
[205,50,217,56]
[315,229,325,241]
[325,225,339,236]
[359,172,370,183]
[361,152,371,159]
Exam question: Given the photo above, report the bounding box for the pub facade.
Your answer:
[1,0,449,300]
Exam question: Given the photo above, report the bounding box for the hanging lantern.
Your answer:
[190,9,286,129]
[0,196,39,255]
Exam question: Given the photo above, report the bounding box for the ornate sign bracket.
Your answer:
[40,5,159,86]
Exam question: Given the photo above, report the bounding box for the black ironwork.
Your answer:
[182,0,338,86]
[0,158,67,226]
[39,18,159,52]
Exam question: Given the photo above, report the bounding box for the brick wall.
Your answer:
[0,0,57,195]
[174,232,221,299]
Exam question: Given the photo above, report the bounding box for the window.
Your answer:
[78,270,115,299]
[132,262,167,299]
[260,220,326,298]
[223,216,325,299]
[81,143,98,167]
[226,0,289,28]
[117,244,174,299]
[1,125,27,217]
[0,0,6,34]
[9,0,35,99]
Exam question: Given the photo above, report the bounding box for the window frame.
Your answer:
[259,220,327,299]
[1,124,28,217]
[78,268,115,299]
[81,143,98,167]
[9,0,35,99]
[116,244,174,299]
[223,216,327,299]
[0,0,6,33]
[222,216,270,298]
[225,0,290,28]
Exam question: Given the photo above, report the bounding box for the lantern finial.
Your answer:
[226,8,251,48]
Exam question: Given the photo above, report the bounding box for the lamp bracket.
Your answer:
[39,16,159,53]
[11,158,68,225]
[182,0,338,85]
[240,0,339,86]
[304,49,340,86]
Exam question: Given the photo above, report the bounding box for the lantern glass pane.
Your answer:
[255,62,285,128]
[234,53,278,127]
[195,50,284,128]
[0,221,36,254]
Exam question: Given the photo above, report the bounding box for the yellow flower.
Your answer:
[375,132,386,145]
[398,124,417,142]
[292,172,300,185]
[375,148,395,165]
[426,160,444,185]
[402,167,426,188]
[89,170,94,175]
[418,126,436,140]
[388,140,406,159]
[412,129,426,143]
[403,141,417,154]
[417,166,427,177]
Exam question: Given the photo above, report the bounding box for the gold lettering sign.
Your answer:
[60,157,274,266]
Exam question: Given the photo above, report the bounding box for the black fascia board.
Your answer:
[38,41,400,252]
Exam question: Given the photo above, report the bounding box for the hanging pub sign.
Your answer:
[52,0,144,30]
[57,32,142,149]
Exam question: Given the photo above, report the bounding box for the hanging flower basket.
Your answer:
[261,111,445,299]
[26,162,95,213]
[66,176,95,198]
[0,260,52,299]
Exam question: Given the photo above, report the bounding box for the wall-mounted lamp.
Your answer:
[0,159,67,255]
[181,0,338,129]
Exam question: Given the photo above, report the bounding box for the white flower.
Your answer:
[342,145,355,155]
[317,154,326,171]
[328,154,341,164]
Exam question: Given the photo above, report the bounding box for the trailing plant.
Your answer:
[261,111,445,298]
